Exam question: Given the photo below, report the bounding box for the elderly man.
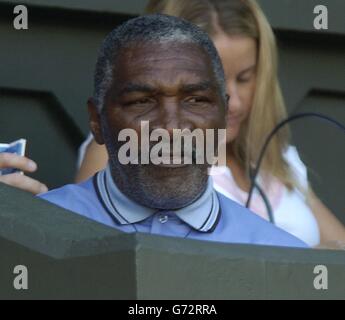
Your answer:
[40,14,306,248]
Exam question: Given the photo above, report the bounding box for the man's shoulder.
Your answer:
[38,178,99,216]
[216,192,308,248]
[40,178,93,201]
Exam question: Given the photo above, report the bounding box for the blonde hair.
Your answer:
[146,0,302,191]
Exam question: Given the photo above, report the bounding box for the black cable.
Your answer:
[253,181,275,224]
[248,167,274,223]
[245,112,345,210]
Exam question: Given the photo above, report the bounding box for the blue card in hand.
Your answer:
[0,139,27,175]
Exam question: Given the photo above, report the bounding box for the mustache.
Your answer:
[141,141,198,163]
[112,132,220,165]
[113,140,200,165]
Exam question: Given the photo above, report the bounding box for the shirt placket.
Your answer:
[151,211,190,238]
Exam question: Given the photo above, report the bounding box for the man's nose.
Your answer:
[154,99,192,137]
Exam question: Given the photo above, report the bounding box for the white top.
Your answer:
[210,146,320,247]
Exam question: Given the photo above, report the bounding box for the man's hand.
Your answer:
[0,153,48,195]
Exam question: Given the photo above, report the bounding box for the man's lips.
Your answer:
[150,153,194,166]
[155,163,189,168]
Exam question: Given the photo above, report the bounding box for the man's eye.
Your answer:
[185,97,210,104]
[125,98,154,106]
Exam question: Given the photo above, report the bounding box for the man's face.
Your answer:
[90,41,226,209]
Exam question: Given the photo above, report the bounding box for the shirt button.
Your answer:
[159,214,169,224]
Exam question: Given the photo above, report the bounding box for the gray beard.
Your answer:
[109,159,209,210]
[102,123,210,210]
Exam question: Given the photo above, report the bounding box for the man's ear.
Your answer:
[88,97,105,145]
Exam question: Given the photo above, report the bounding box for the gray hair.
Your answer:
[93,13,226,111]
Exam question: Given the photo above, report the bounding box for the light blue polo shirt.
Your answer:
[39,166,307,248]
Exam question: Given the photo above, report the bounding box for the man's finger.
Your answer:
[0,153,37,172]
[0,173,48,195]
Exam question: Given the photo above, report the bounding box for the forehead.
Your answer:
[112,41,217,90]
[213,35,257,74]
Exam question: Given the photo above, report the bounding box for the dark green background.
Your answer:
[0,0,344,222]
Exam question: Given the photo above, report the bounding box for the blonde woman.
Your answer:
[76,0,345,248]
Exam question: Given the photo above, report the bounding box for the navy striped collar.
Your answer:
[93,165,221,233]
